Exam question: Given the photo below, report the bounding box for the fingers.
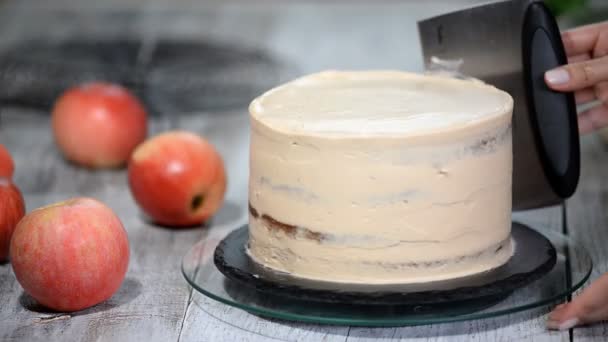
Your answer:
[545,55,608,91]
[578,104,608,134]
[569,53,591,64]
[547,273,608,330]
[593,28,608,59]
[561,21,608,57]
[575,82,608,104]
[547,23,608,92]
[547,303,579,330]
[578,82,608,134]
[575,88,596,104]
[597,82,608,103]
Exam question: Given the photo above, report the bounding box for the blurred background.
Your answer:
[0,0,604,118]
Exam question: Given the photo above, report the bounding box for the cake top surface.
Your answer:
[250,70,513,137]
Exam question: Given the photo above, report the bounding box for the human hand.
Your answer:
[547,273,608,330]
[544,21,608,134]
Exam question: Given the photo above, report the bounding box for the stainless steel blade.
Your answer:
[417,0,563,210]
[418,0,534,78]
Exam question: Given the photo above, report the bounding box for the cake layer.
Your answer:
[247,211,515,284]
[247,70,514,284]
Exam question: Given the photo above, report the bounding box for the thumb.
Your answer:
[545,55,608,91]
[547,273,608,330]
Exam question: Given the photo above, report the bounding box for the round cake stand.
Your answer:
[181,223,592,327]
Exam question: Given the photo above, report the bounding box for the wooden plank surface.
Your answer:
[0,109,203,342]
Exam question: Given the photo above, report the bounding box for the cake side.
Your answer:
[247,70,514,284]
[247,218,514,284]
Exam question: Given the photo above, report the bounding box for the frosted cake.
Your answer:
[246,70,514,284]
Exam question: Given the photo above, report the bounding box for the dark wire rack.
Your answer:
[0,37,284,117]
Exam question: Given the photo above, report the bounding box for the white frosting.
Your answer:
[250,70,512,137]
[247,70,514,284]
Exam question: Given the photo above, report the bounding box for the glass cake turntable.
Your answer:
[182,222,591,327]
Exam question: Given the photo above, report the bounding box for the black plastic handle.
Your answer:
[521,1,580,199]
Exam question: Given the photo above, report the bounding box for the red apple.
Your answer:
[51,82,148,168]
[128,131,227,227]
[10,197,129,312]
[0,178,25,261]
[0,144,14,178]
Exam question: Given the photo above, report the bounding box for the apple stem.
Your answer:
[191,194,204,211]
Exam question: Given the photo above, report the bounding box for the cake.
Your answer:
[246,70,514,284]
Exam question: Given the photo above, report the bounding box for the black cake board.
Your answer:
[214,222,557,306]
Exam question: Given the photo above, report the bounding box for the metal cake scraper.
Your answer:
[418,0,580,211]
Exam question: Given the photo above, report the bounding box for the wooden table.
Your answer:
[1,1,607,341]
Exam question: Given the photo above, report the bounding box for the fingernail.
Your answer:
[558,318,580,330]
[545,68,570,85]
